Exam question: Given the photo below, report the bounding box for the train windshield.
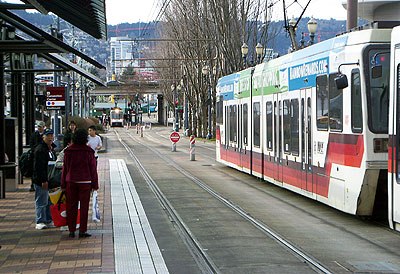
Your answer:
[366,48,390,133]
[111,111,123,119]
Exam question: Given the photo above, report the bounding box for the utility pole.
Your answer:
[347,0,358,30]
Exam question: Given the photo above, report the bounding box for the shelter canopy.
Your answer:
[20,0,107,40]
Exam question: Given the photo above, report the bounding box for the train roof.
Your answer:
[217,28,393,98]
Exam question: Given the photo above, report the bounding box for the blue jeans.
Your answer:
[34,184,53,224]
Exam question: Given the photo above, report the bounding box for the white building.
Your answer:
[110,37,137,77]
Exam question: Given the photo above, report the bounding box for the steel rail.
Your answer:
[114,129,220,274]
[125,130,333,274]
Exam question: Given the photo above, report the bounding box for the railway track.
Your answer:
[114,128,333,274]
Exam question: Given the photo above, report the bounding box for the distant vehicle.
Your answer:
[35,74,53,86]
[110,107,124,127]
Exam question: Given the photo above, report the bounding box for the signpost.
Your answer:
[46,87,65,110]
[170,132,180,152]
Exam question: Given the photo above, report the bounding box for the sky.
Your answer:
[6,0,348,25]
[105,0,348,25]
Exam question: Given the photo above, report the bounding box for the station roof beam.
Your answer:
[19,0,107,40]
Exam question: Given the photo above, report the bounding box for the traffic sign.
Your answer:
[46,87,65,110]
[170,132,180,143]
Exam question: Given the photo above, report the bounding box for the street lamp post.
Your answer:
[307,16,318,45]
[288,16,299,51]
[241,43,248,69]
[182,78,188,136]
[171,84,179,132]
[256,43,263,64]
[202,65,212,140]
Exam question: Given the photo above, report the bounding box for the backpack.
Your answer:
[19,149,34,177]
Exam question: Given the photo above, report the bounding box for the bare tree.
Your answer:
[155,0,277,137]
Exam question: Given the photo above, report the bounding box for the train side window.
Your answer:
[301,98,305,163]
[283,99,291,153]
[233,105,237,142]
[225,106,228,145]
[351,69,363,133]
[243,104,248,145]
[329,73,343,131]
[216,95,223,124]
[291,99,299,155]
[266,101,273,150]
[396,64,400,182]
[229,106,234,142]
[253,102,261,147]
[316,75,329,130]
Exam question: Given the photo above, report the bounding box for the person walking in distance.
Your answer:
[29,121,46,191]
[87,125,102,164]
[66,120,77,134]
[32,128,56,230]
[61,129,99,238]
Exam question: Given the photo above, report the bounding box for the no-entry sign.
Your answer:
[170,132,180,143]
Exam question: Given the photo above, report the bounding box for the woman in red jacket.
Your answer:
[61,128,99,238]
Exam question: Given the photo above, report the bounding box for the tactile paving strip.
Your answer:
[110,159,169,274]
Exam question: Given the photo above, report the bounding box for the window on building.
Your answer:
[283,99,291,153]
[316,75,329,130]
[253,102,260,147]
[266,102,273,150]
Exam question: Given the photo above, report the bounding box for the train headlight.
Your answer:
[374,138,388,153]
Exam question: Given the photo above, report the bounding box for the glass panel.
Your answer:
[291,99,299,155]
[351,70,363,133]
[367,48,390,133]
[301,98,305,162]
[243,104,248,145]
[266,102,273,150]
[316,75,329,130]
[307,98,312,165]
[283,100,290,153]
[253,102,260,147]
[396,64,400,182]
[233,105,237,142]
[329,73,343,131]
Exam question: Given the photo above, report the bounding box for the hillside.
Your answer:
[12,10,354,65]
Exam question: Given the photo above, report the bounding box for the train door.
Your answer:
[389,26,400,231]
[301,89,313,192]
[273,94,283,182]
[252,96,263,178]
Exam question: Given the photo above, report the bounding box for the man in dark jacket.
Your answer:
[28,121,46,191]
[33,128,56,230]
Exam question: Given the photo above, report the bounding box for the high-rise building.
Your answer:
[110,37,137,78]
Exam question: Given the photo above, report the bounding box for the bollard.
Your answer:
[190,135,195,161]
[172,142,176,152]
[140,126,144,137]
[149,122,152,130]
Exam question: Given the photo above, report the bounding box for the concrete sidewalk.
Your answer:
[0,159,114,274]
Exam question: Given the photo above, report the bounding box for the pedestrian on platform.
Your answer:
[61,129,99,238]
[29,121,46,191]
[87,125,102,164]
[32,128,56,230]
[66,120,77,134]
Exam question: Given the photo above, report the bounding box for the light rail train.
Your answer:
[110,107,124,127]
[216,23,400,231]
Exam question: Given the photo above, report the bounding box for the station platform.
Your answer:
[0,158,168,274]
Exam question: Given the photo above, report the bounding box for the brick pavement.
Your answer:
[0,159,114,274]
